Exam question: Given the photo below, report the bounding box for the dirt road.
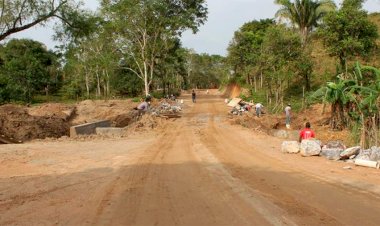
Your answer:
[1,92,380,225]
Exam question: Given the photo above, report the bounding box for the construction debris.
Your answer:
[321,148,342,161]
[280,138,380,170]
[226,98,254,116]
[321,141,346,160]
[340,146,361,160]
[227,98,242,107]
[355,159,379,169]
[150,100,182,118]
[300,139,322,157]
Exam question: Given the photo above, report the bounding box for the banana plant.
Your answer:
[345,63,380,147]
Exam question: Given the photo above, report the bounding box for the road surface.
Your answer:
[1,92,380,225]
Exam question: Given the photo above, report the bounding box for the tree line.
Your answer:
[226,0,380,147]
[0,0,226,103]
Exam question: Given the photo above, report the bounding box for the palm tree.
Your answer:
[275,0,336,45]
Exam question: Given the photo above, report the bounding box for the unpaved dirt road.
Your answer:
[1,92,380,225]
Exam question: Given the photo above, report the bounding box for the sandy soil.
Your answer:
[1,92,380,225]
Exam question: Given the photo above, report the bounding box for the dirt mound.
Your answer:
[0,104,70,142]
[110,111,140,127]
[28,103,76,120]
[231,114,273,134]
[223,83,241,99]
[0,98,179,142]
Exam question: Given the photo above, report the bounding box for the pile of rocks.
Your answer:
[282,140,380,169]
[150,101,183,118]
[150,101,182,115]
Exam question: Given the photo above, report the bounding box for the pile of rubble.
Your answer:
[67,99,184,139]
[282,140,380,169]
[226,98,254,115]
[150,100,183,118]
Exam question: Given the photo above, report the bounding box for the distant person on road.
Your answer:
[192,90,196,103]
[255,103,263,117]
[299,122,315,142]
[206,89,209,94]
[285,104,291,129]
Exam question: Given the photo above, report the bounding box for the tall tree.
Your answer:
[261,25,303,106]
[275,0,335,45]
[0,39,60,103]
[319,0,378,74]
[227,19,274,90]
[0,0,92,41]
[101,0,207,96]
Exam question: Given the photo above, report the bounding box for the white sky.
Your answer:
[9,0,380,56]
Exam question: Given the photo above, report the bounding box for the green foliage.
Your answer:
[227,19,274,85]
[186,51,227,89]
[0,1,93,41]
[111,69,144,97]
[275,0,336,44]
[261,25,304,101]
[0,39,61,103]
[101,0,208,95]
[309,62,380,146]
[132,97,142,103]
[319,0,378,71]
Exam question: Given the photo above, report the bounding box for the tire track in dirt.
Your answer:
[200,118,340,225]
[197,95,380,226]
[91,124,179,225]
[2,93,380,225]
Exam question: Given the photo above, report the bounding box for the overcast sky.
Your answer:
[10,0,380,56]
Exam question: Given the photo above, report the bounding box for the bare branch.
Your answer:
[0,0,68,41]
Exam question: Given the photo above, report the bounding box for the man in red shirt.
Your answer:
[299,122,315,142]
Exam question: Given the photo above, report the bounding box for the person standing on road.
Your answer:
[192,90,196,103]
[299,122,315,142]
[255,103,263,117]
[285,104,291,129]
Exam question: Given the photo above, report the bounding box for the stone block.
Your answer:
[321,147,343,160]
[325,140,346,149]
[70,120,111,137]
[96,127,125,137]
[370,146,380,161]
[300,139,321,157]
[340,146,361,160]
[356,149,372,161]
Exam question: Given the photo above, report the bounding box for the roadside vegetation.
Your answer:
[1,0,380,147]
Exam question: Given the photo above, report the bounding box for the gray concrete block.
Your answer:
[70,120,111,137]
[96,127,125,137]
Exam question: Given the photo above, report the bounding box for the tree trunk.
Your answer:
[330,102,346,130]
[96,71,101,98]
[339,54,347,76]
[144,71,149,96]
[85,71,90,98]
[304,73,311,91]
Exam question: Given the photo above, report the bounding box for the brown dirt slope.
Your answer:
[0,99,142,142]
[0,104,70,142]
[223,83,241,98]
